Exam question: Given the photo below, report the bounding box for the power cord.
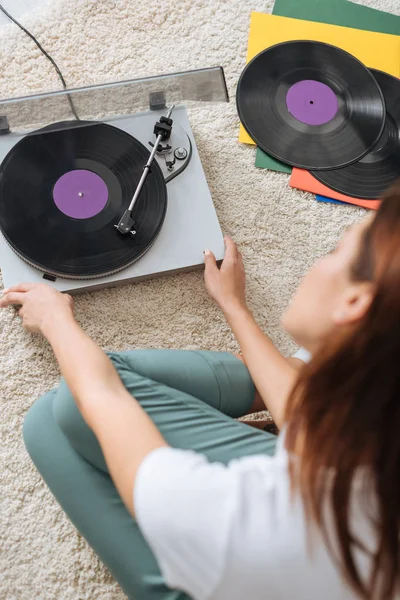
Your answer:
[0,3,79,120]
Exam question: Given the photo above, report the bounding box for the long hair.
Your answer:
[285,187,400,599]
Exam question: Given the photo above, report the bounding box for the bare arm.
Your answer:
[44,313,168,516]
[0,284,167,516]
[204,238,298,428]
[225,304,298,426]
[287,357,307,370]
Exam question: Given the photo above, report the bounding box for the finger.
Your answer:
[2,282,37,295]
[0,292,26,307]
[224,236,238,261]
[204,249,218,273]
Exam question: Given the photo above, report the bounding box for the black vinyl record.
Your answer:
[236,40,385,170]
[0,121,167,278]
[311,70,400,199]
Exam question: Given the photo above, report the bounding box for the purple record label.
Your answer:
[53,169,108,219]
[286,80,339,126]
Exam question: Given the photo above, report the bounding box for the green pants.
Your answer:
[23,350,277,600]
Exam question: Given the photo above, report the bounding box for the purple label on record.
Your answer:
[53,169,108,219]
[286,80,339,126]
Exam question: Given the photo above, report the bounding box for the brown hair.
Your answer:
[285,186,400,599]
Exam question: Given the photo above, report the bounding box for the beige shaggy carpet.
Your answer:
[1,0,399,598]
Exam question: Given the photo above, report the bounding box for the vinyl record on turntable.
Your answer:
[311,70,400,200]
[0,121,167,278]
[236,40,385,170]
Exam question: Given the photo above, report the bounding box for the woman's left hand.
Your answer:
[0,283,74,335]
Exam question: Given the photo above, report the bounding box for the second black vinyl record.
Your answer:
[236,40,385,170]
[0,121,167,278]
[311,70,400,199]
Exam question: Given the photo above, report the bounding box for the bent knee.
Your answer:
[23,390,56,460]
[23,396,44,455]
[52,379,88,442]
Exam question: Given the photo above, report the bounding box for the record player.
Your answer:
[0,67,228,293]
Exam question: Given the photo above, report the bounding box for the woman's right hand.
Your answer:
[204,236,247,313]
[0,283,74,336]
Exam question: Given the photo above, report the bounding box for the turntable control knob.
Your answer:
[174,147,188,160]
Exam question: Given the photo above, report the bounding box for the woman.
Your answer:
[1,187,399,600]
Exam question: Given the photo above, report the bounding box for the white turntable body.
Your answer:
[0,105,225,293]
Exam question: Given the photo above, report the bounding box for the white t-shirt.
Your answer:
[135,432,382,600]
